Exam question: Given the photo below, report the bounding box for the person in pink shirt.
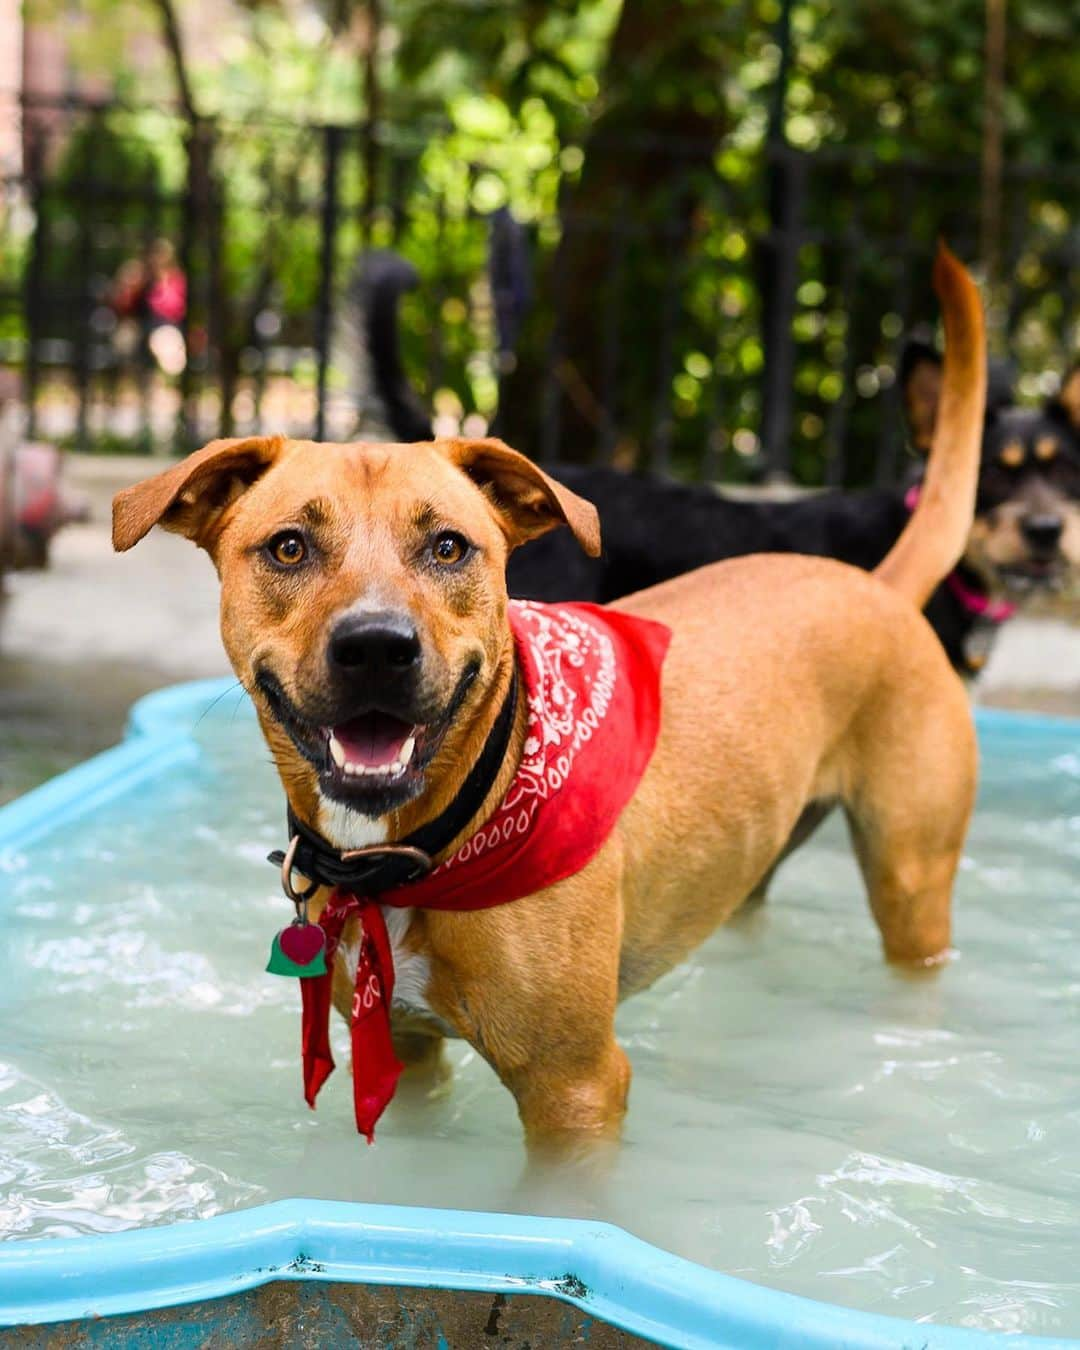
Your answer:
[112,239,187,376]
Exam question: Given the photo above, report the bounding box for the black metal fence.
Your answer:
[2,93,1079,486]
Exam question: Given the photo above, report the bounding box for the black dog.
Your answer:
[346,249,1080,678]
[505,345,1080,675]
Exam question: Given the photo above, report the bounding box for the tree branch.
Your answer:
[151,0,200,123]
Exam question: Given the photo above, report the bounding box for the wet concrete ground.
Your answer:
[2,461,1079,806]
[1,519,227,804]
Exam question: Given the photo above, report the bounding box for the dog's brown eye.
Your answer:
[1035,437,1059,462]
[432,532,468,566]
[1000,442,1025,469]
[269,532,307,566]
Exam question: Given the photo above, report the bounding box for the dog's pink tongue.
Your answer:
[333,713,412,767]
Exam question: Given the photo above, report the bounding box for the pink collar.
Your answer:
[904,484,1017,624]
[945,571,1017,623]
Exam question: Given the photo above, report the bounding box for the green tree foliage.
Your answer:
[18,0,1080,479]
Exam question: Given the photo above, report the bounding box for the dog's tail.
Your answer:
[874,243,986,609]
[336,250,434,442]
[340,220,532,443]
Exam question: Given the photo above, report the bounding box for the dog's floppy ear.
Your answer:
[986,357,1017,418]
[112,435,287,553]
[899,338,943,454]
[1049,364,1080,434]
[444,437,601,557]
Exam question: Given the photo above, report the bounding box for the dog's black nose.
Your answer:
[1021,514,1064,554]
[328,612,421,674]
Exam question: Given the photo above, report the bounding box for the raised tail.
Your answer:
[338,224,531,443]
[874,243,986,608]
[336,250,433,442]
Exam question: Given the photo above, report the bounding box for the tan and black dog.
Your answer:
[903,349,1080,593]
[113,246,985,1155]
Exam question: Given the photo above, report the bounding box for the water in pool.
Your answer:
[2,697,1080,1336]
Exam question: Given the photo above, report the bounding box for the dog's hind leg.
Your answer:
[387,1028,453,1109]
[842,682,976,965]
[742,797,837,908]
[392,1027,448,1078]
[847,814,964,965]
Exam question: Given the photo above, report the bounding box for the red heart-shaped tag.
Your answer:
[280,923,326,966]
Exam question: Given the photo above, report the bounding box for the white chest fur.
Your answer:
[316,799,389,852]
[316,797,434,1018]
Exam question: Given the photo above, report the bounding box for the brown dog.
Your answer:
[113,246,985,1156]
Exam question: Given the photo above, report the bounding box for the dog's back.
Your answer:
[612,247,984,976]
[505,468,909,602]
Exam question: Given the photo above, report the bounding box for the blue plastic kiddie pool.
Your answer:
[1,679,1078,1347]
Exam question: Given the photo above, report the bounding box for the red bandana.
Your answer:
[296,600,671,1141]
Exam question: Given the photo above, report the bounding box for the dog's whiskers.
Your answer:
[192,680,244,732]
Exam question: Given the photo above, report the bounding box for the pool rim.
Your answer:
[0,676,1077,1348]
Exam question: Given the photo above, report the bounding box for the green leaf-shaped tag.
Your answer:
[266,930,328,979]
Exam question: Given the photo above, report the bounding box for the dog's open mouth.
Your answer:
[319,708,441,810]
[326,712,419,781]
[254,662,480,813]
[1000,559,1065,591]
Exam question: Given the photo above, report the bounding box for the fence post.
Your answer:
[759,0,800,480]
[538,220,572,465]
[759,148,806,482]
[181,117,220,444]
[22,129,46,442]
[980,0,1007,348]
[823,228,861,488]
[361,0,381,249]
[175,121,203,452]
[314,123,342,441]
[649,206,682,476]
[201,127,235,439]
[875,177,917,486]
[72,111,103,455]
[598,200,629,463]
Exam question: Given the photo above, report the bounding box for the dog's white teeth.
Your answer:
[331,735,415,778]
[339,760,408,778]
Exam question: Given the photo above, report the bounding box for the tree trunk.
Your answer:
[500,0,727,465]
[151,0,198,123]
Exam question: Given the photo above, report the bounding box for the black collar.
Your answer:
[268,666,519,898]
